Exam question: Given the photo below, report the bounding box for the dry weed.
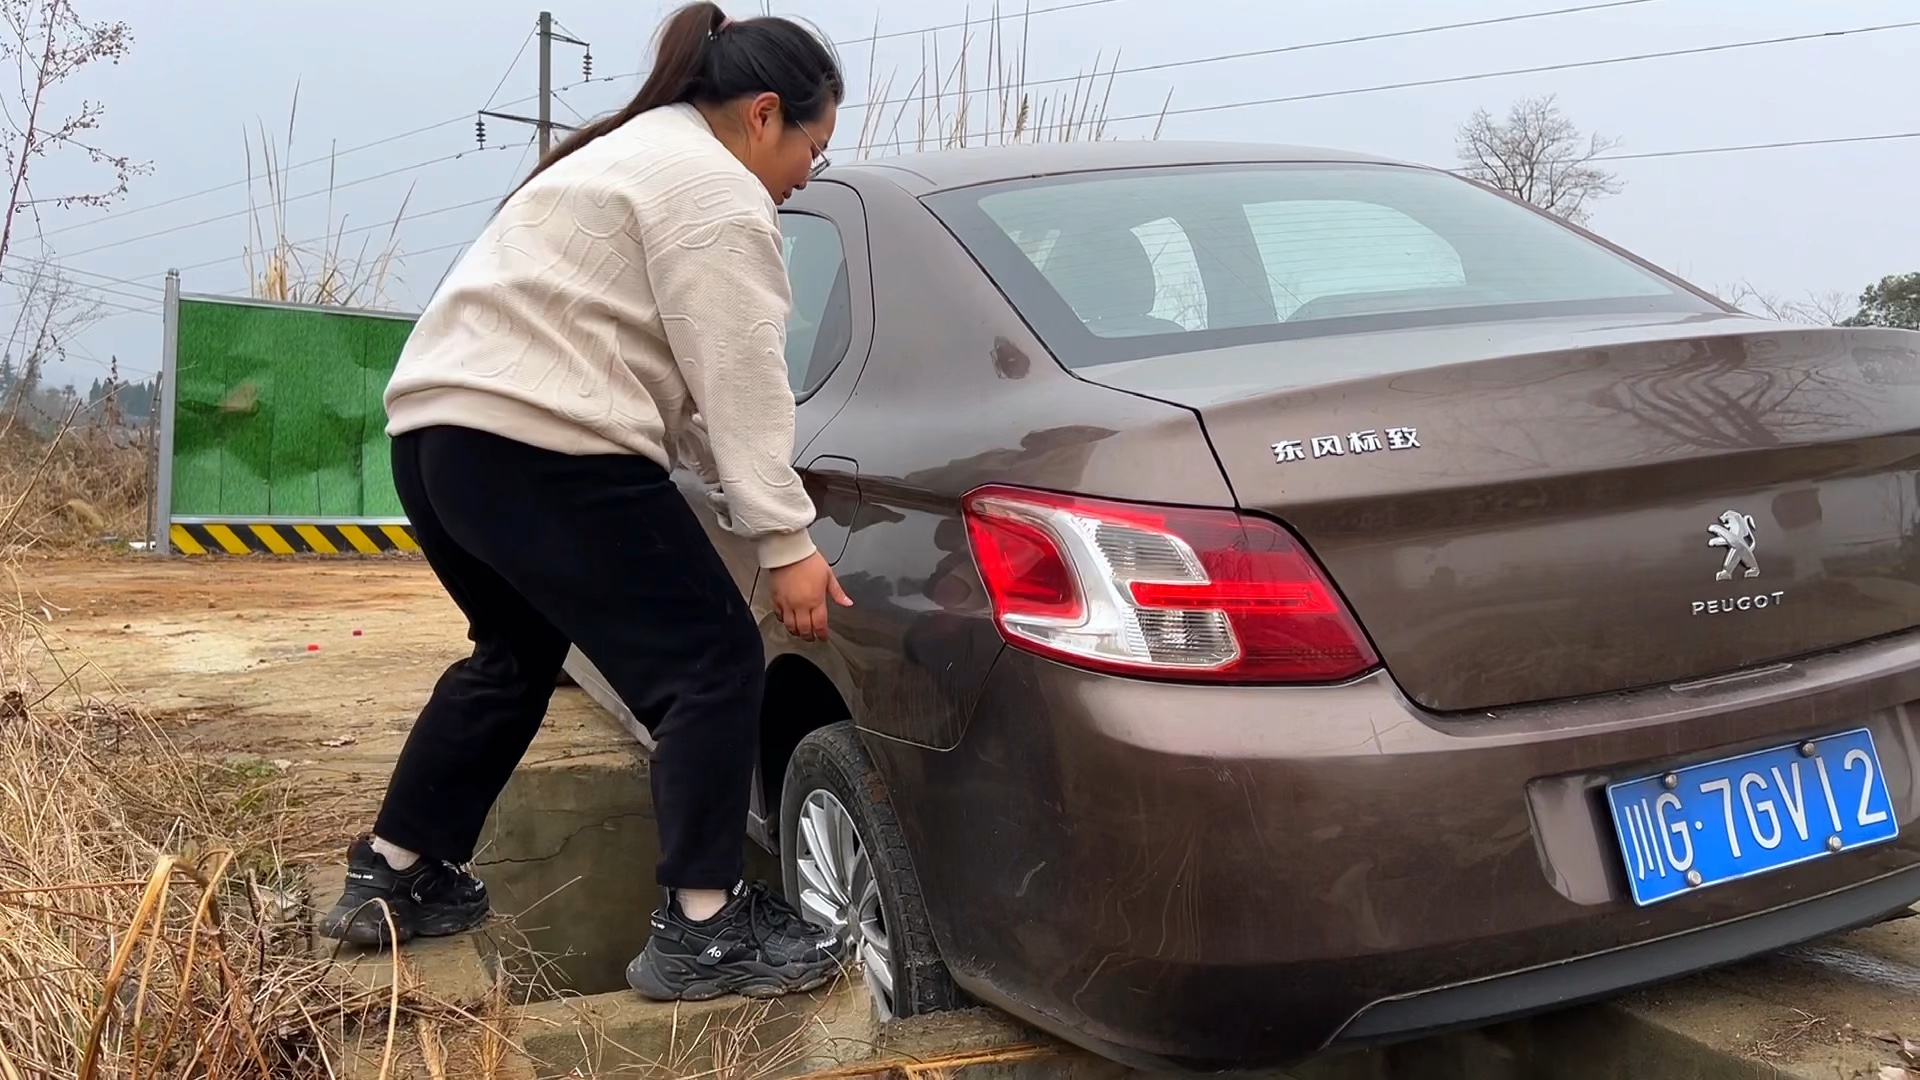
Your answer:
[854,0,1164,158]
[0,448,527,1078]
[244,82,412,309]
[0,410,865,1079]
[0,400,149,551]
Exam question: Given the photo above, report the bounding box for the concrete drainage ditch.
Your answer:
[471,750,780,1002]
[313,747,1914,1078]
[446,750,1092,1078]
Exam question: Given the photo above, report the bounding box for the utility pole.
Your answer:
[537,11,554,157]
[476,11,591,158]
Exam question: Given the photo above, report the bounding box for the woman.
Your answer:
[319,2,853,1004]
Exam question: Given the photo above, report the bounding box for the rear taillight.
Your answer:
[961,485,1379,684]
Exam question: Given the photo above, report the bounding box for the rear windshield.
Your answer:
[923,162,1719,368]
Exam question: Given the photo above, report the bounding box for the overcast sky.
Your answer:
[15,0,1919,387]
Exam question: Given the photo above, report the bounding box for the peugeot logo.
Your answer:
[1707,510,1759,582]
[1692,510,1781,616]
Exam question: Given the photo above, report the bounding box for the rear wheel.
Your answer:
[779,721,962,1020]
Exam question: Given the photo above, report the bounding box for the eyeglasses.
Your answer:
[797,120,830,178]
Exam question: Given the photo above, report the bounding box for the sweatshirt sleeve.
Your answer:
[641,176,819,570]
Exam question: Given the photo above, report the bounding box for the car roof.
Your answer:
[826,139,1424,195]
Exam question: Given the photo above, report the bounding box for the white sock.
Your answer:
[677,886,734,922]
[370,835,420,871]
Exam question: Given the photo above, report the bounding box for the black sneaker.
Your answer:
[626,881,843,1002]
[318,835,490,947]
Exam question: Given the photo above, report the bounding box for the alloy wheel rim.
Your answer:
[794,789,896,1020]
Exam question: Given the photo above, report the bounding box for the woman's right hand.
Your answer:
[769,551,853,641]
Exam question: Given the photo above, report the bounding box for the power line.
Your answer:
[98,306,157,320]
[165,133,540,295]
[1595,130,1920,162]
[851,0,1128,47]
[68,295,155,318]
[10,135,535,309]
[0,257,162,317]
[32,126,1920,328]
[38,11,1910,310]
[861,18,1920,150]
[33,80,550,247]
[34,3,1128,278]
[38,0,1121,252]
[840,0,1659,115]
[548,0,1145,108]
[21,29,544,280]
[484,31,536,111]
[4,258,158,292]
[12,274,157,306]
[31,122,1916,326]
[31,108,514,244]
[14,143,528,270]
[162,194,501,279]
[194,123,1920,287]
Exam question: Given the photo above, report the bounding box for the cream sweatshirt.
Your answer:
[384,103,819,569]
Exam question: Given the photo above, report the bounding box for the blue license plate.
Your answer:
[1605,728,1899,906]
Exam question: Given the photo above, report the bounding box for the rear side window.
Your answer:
[926,162,1716,368]
[777,212,852,396]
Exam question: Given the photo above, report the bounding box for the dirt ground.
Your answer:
[13,552,628,852]
[12,553,1920,1079]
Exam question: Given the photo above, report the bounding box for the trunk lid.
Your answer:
[1078,312,1920,712]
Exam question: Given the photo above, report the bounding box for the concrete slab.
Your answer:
[506,980,1786,1080]
[1616,911,1920,1080]
[310,863,496,996]
[516,977,877,1078]
[310,910,1920,1080]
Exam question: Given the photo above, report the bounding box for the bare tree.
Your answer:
[1455,93,1623,225]
[0,0,144,430]
[0,0,147,274]
[1,253,98,424]
[1720,280,1855,326]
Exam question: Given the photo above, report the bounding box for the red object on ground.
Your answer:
[352,629,364,637]
[307,644,320,652]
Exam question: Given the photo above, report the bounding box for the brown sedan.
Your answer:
[567,140,1920,1071]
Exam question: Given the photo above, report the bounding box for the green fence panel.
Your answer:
[353,314,409,517]
[171,297,416,519]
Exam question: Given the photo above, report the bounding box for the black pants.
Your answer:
[373,425,764,889]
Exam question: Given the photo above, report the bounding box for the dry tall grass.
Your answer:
[0,423,530,1077]
[0,428,868,1078]
[853,1,1168,158]
[0,403,149,551]
[243,83,413,309]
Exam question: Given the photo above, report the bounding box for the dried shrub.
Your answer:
[0,465,525,1078]
[0,406,150,551]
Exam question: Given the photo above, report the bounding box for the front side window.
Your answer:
[927,162,1716,369]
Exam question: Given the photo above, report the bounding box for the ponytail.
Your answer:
[505,2,841,201]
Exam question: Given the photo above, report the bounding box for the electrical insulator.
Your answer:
[475,115,486,147]
[583,49,593,79]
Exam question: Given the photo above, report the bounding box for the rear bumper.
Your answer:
[867,631,1920,1071]
[1336,862,1920,1045]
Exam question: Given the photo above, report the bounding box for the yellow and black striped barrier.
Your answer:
[168,521,420,557]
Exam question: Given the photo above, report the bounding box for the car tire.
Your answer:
[780,721,963,1021]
